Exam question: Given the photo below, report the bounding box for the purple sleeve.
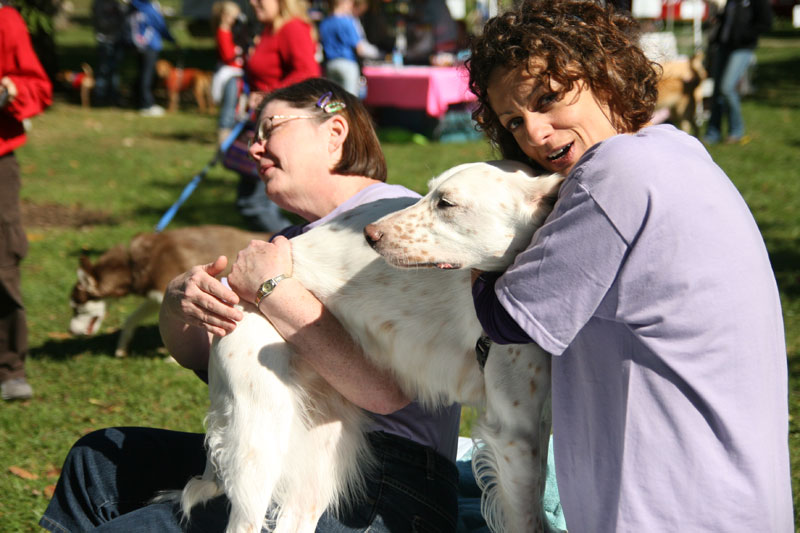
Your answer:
[472,272,534,345]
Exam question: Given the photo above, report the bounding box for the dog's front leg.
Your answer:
[115,295,162,357]
[207,309,298,533]
[473,343,552,533]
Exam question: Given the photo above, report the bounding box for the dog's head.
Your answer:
[364,161,563,271]
[155,59,173,79]
[69,255,107,336]
[69,246,134,336]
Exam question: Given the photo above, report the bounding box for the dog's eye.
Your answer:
[437,198,455,209]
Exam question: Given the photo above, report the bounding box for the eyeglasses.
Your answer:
[249,115,316,148]
[249,92,347,148]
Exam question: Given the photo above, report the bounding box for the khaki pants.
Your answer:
[0,152,28,382]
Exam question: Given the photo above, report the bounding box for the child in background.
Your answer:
[128,0,177,116]
[212,1,249,144]
[319,0,380,96]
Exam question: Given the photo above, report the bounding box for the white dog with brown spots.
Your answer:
[180,161,563,533]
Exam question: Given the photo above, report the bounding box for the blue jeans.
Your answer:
[136,47,160,109]
[39,428,459,532]
[93,40,125,106]
[218,76,240,130]
[706,46,754,141]
[325,59,361,97]
[235,172,291,232]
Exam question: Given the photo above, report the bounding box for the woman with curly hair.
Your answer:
[467,0,793,530]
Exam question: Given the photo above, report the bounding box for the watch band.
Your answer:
[255,274,288,307]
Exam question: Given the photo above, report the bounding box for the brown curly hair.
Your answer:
[466,0,659,166]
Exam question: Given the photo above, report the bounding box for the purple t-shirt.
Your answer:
[487,125,793,530]
[290,182,462,461]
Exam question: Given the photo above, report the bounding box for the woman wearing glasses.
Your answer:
[40,78,461,533]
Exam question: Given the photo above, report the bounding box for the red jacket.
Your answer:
[0,6,53,157]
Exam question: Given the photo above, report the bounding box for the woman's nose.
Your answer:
[525,116,552,147]
[248,138,264,161]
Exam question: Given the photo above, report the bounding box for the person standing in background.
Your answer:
[319,0,380,96]
[704,0,773,144]
[91,0,127,107]
[211,1,248,145]
[127,0,177,116]
[228,0,320,232]
[0,3,53,401]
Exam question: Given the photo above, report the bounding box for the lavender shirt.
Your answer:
[480,125,793,531]
[288,182,462,461]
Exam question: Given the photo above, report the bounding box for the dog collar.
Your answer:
[475,335,492,370]
[255,274,289,307]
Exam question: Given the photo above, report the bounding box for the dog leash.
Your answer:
[154,118,248,232]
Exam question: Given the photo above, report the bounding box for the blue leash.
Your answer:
[154,118,248,233]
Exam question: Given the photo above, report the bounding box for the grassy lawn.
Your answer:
[1,8,798,532]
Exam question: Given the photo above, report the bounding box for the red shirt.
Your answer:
[0,6,52,156]
[245,18,320,92]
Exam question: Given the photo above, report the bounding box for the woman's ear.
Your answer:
[326,114,349,155]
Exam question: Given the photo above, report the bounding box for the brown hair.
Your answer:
[466,0,659,165]
[258,78,388,181]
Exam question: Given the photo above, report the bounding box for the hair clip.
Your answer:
[316,92,347,114]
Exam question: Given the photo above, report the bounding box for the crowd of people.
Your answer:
[3,0,793,531]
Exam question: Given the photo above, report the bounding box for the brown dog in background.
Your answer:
[155,59,214,113]
[56,63,95,108]
[655,52,708,136]
[69,225,271,357]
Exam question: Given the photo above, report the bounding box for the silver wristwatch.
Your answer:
[255,274,288,307]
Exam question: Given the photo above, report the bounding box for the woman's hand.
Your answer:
[228,236,294,304]
[161,255,243,338]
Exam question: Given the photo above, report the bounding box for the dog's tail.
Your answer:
[181,474,223,518]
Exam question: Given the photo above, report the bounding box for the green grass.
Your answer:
[1,10,799,532]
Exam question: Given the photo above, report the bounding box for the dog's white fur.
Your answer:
[181,161,562,533]
[69,225,268,357]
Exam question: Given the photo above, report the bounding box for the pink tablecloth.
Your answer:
[362,65,476,119]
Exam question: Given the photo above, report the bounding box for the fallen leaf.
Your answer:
[45,484,57,498]
[9,465,38,480]
[47,331,72,340]
[45,466,61,478]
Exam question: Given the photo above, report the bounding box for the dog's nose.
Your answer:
[363,224,383,248]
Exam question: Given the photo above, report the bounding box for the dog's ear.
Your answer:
[76,263,100,297]
[79,253,94,275]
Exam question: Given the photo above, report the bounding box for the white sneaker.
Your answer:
[2,377,33,401]
[139,105,165,117]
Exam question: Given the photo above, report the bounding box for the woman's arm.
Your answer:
[228,237,410,414]
[158,256,243,371]
[276,20,321,88]
[216,27,237,64]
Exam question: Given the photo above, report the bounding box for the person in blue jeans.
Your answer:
[704,0,772,144]
[127,0,177,116]
[39,78,461,533]
[91,0,127,107]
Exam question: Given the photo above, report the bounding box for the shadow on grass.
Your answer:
[31,325,165,360]
[150,130,218,145]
